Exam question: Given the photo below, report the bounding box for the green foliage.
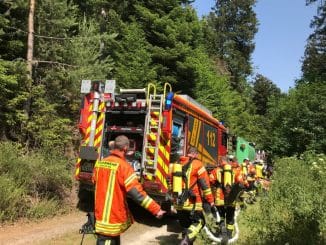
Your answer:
[301,0,326,83]
[0,60,27,142]
[251,74,282,115]
[0,142,72,222]
[0,0,28,60]
[266,82,326,156]
[26,198,61,219]
[204,0,258,92]
[0,59,18,138]
[241,152,326,244]
[132,3,202,95]
[103,10,156,88]
[191,48,259,142]
[0,175,26,222]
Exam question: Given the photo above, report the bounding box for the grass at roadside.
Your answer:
[237,200,262,244]
[0,142,73,222]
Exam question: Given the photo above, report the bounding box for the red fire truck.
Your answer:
[75,80,228,211]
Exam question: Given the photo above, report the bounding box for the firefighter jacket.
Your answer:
[174,156,214,211]
[209,166,224,206]
[92,149,161,236]
[209,162,246,206]
[247,163,256,182]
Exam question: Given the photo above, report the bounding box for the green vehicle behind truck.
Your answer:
[230,136,256,163]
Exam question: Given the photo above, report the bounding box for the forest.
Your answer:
[0,0,325,243]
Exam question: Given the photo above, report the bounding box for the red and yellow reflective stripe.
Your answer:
[75,157,81,178]
[84,104,93,145]
[155,135,170,192]
[94,101,105,148]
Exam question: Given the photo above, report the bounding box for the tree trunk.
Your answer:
[27,0,35,79]
[25,0,36,148]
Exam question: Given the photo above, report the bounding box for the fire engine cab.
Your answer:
[75,80,228,208]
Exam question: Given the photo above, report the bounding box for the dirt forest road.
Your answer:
[0,209,183,245]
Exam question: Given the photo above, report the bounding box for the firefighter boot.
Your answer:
[180,235,193,245]
[226,224,234,239]
[220,221,228,244]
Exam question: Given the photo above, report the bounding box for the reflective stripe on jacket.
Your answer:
[93,149,160,236]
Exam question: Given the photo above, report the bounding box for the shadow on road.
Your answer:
[156,233,180,245]
[128,199,185,244]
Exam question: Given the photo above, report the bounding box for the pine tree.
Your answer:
[252,74,281,115]
[301,0,326,83]
[204,0,258,92]
[132,1,202,95]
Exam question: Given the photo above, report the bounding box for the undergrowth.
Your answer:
[0,142,73,222]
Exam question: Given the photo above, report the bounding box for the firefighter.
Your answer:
[173,146,214,245]
[240,158,249,178]
[92,135,166,245]
[210,157,245,240]
[256,159,264,180]
[247,160,257,190]
[255,159,266,195]
[208,157,227,237]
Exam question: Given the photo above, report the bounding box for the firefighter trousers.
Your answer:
[96,234,120,245]
[177,210,204,244]
[218,205,235,239]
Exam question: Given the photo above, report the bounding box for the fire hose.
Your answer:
[203,207,240,244]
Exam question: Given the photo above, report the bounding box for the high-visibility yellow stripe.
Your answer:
[190,118,199,146]
[96,221,131,228]
[75,158,81,177]
[124,173,137,186]
[95,120,104,135]
[188,220,203,239]
[147,148,155,154]
[148,133,157,141]
[105,240,111,245]
[203,188,212,195]
[99,101,105,111]
[175,202,203,211]
[157,157,168,174]
[96,226,124,235]
[102,171,116,223]
[195,121,202,147]
[156,169,168,189]
[96,219,131,230]
[141,196,152,209]
[186,165,193,189]
[159,144,169,162]
[95,161,119,170]
[198,166,206,175]
[87,113,93,124]
[227,224,234,230]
